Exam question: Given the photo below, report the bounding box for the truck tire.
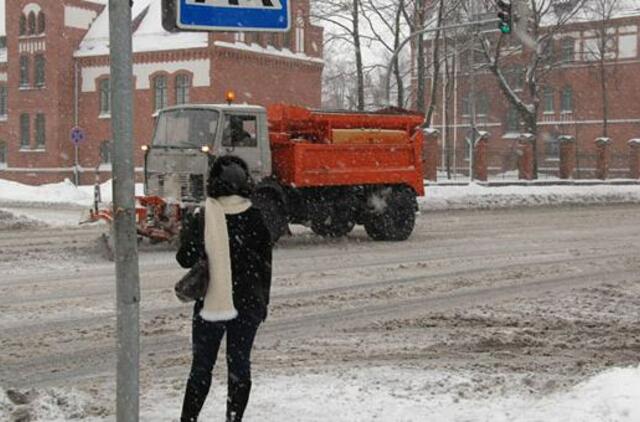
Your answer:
[364,186,417,241]
[310,195,357,238]
[253,190,288,243]
[311,217,355,238]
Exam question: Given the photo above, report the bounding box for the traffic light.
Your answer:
[497,0,512,34]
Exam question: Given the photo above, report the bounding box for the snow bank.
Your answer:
[0,178,144,207]
[421,183,640,211]
[2,365,639,421]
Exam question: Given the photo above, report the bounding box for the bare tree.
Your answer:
[474,0,588,178]
[583,0,622,137]
[360,0,411,108]
[312,0,366,111]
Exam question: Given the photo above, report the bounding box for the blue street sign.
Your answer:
[70,127,86,146]
[166,0,290,32]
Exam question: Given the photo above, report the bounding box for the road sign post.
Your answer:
[162,0,291,32]
[70,127,85,186]
[109,1,140,421]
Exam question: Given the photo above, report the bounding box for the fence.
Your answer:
[425,133,640,182]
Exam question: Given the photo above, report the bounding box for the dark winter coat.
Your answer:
[176,205,273,323]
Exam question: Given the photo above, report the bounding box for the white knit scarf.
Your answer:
[200,195,252,322]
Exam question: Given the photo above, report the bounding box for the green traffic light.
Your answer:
[500,23,512,34]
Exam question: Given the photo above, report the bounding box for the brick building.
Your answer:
[422,4,640,179]
[0,0,324,184]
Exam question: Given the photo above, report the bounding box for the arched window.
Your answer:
[20,114,30,148]
[175,74,191,105]
[295,14,305,53]
[560,38,575,62]
[561,86,573,112]
[0,85,7,117]
[35,113,45,148]
[153,75,168,111]
[34,55,45,87]
[0,141,6,168]
[20,56,30,87]
[28,12,36,35]
[543,87,555,113]
[99,78,111,115]
[37,12,46,34]
[19,15,27,36]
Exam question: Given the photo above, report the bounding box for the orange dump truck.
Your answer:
[91,102,426,245]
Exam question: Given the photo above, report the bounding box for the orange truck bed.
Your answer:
[267,104,425,196]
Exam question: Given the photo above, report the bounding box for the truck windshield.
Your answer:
[153,109,219,148]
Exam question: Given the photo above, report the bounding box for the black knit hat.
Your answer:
[207,156,253,198]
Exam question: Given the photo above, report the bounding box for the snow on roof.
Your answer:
[214,41,324,64]
[75,0,208,57]
[543,0,640,27]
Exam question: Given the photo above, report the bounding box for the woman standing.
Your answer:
[177,156,273,422]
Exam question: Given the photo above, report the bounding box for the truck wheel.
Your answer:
[311,217,355,238]
[254,190,288,243]
[364,186,417,241]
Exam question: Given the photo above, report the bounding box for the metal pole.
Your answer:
[109,1,140,421]
[384,18,499,106]
[74,144,79,186]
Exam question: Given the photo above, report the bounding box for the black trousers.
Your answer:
[181,310,261,422]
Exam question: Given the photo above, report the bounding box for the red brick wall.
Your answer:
[0,0,324,185]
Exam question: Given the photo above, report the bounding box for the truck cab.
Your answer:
[145,104,272,203]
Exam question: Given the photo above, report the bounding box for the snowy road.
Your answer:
[1,204,639,420]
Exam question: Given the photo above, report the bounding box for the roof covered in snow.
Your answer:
[541,0,640,27]
[75,0,209,57]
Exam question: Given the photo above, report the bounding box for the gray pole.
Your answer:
[109,1,140,421]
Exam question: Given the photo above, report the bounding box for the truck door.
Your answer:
[219,112,270,179]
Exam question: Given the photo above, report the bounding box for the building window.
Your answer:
[28,12,36,35]
[461,94,470,116]
[461,92,488,117]
[543,87,554,113]
[506,106,520,132]
[506,65,525,91]
[560,38,574,62]
[295,15,305,53]
[20,56,29,87]
[561,86,573,112]
[283,30,291,50]
[0,86,7,117]
[476,91,489,116]
[37,12,46,34]
[234,32,245,43]
[35,114,45,148]
[20,114,30,147]
[100,141,112,165]
[153,75,168,111]
[0,142,6,168]
[34,55,45,87]
[175,74,191,105]
[20,15,27,36]
[99,78,111,115]
[545,136,560,159]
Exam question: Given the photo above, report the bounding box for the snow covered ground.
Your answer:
[2,365,639,421]
[0,178,639,227]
